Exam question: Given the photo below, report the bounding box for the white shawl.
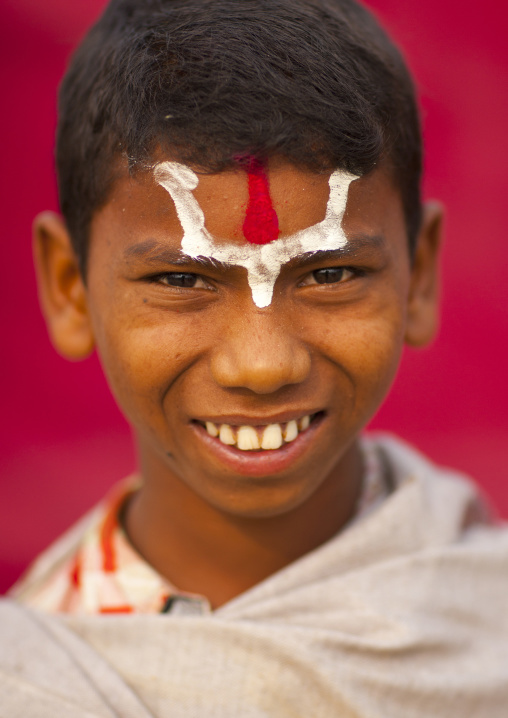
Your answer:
[2,435,508,717]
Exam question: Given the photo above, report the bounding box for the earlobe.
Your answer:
[33,211,95,360]
[404,201,444,348]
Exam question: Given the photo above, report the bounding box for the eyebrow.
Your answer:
[287,234,387,269]
[123,239,229,271]
[123,234,387,270]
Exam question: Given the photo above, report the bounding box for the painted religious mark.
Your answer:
[154,161,359,308]
[242,157,280,245]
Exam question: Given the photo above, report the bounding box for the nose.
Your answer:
[210,307,311,394]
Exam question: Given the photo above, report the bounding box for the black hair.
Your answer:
[57,0,422,269]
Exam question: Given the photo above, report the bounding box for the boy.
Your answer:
[2,0,508,715]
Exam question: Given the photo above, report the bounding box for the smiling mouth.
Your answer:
[195,412,322,452]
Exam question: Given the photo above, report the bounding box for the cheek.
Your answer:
[304,294,407,402]
[89,301,201,424]
[334,317,403,374]
[351,319,405,394]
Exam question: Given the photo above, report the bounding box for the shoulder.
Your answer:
[9,503,105,608]
[362,432,497,541]
[0,598,154,716]
[9,480,138,612]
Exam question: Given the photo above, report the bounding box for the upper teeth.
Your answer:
[204,416,312,451]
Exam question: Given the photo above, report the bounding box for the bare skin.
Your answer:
[34,160,442,608]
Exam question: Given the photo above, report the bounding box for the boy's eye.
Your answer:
[157,272,206,289]
[308,267,354,285]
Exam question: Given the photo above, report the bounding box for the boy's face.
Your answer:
[36,160,440,519]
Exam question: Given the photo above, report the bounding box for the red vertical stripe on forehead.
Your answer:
[242,158,279,245]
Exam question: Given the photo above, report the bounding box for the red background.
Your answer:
[1,0,507,594]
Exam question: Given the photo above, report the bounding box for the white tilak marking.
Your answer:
[154,162,358,308]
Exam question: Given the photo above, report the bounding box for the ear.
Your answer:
[33,211,95,360]
[404,201,444,347]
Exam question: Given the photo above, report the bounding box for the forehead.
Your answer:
[188,162,332,240]
[97,160,404,246]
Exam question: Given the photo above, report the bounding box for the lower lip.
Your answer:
[189,414,326,477]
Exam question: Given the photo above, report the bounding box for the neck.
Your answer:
[124,441,363,609]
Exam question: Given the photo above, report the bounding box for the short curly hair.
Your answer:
[57,0,423,271]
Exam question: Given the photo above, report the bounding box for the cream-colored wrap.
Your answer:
[3,435,508,717]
